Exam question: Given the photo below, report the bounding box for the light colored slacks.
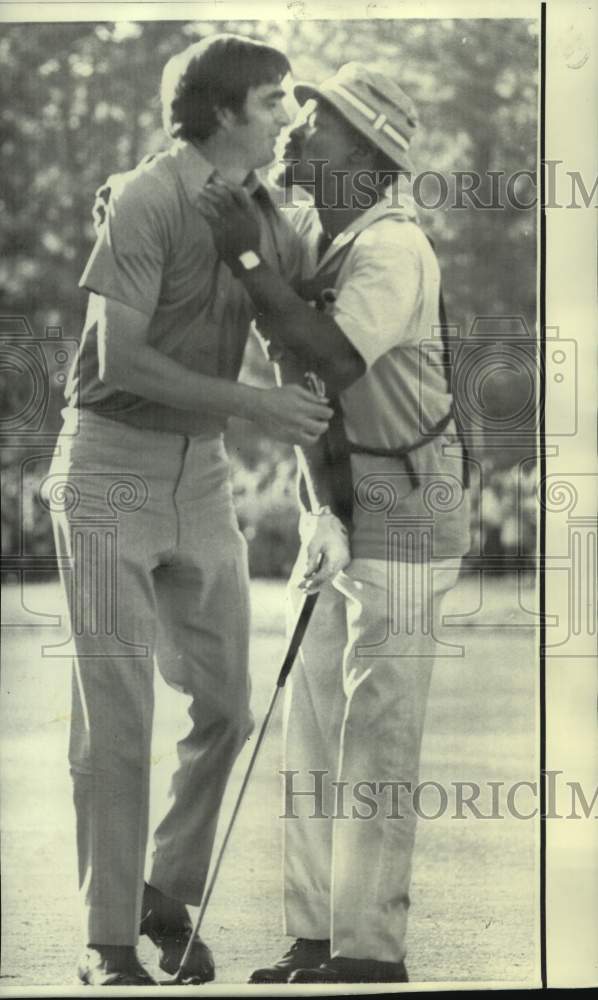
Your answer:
[47,409,252,946]
[282,554,461,964]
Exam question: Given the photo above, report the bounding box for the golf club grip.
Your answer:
[276,591,320,688]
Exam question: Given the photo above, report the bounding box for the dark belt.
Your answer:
[347,407,458,489]
[323,403,470,529]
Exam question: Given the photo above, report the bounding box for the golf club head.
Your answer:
[159,971,208,986]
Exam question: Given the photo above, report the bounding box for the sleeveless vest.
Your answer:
[301,212,470,528]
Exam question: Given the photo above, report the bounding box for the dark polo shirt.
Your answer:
[67,140,304,436]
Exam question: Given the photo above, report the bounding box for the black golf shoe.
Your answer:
[140,882,215,983]
[248,938,331,984]
[77,946,156,986]
[289,955,409,983]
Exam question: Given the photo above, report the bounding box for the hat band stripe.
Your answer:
[326,82,377,122]
[382,121,410,152]
[325,82,411,151]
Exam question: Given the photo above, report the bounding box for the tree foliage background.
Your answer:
[1,17,538,575]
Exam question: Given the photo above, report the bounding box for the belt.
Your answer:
[323,403,470,529]
[346,407,459,490]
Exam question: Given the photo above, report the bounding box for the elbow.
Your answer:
[95,295,150,389]
[343,348,366,388]
[323,349,366,395]
[97,353,115,387]
[98,342,126,389]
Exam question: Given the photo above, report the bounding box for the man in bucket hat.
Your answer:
[200,62,471,985]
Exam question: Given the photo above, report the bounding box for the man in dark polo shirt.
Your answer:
[47,34,332,987]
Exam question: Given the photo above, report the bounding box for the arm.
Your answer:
[270,343,351,591]
[198,183,366,394]
[242,267,365,394]
[94,293,333,448]
[270,347,336,511]
[82,174,332,447]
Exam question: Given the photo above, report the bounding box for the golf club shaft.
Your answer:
[173,589,320,981]
[173,685,280,979]
[174,365,327,981]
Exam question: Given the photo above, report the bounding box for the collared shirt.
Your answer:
[67,140,304,436]
[282,186,471,562]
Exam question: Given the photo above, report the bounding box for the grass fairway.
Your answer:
[1,574,539,989]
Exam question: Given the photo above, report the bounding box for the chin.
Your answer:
[269,162,294,190]
[274,160,315,192]
[253,143,279,172]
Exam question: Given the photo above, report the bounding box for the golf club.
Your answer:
[164,368,328,985]
[163,588,320,985]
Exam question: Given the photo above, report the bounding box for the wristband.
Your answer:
[238,250,262,271]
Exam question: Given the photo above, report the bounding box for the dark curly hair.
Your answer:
[161,34,290,142]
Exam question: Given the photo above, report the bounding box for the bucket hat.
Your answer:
[295,62,418,172]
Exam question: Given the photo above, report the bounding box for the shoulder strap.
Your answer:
[313,205,412,287]
[437,284,453,393]
[426,236,470,488]
[425,234,452,394]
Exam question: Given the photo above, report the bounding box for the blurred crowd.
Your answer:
[1,449,537,578]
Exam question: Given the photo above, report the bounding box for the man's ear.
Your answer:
[215,106,237,131]
[347,138,376,170]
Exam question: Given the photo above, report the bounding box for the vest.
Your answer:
[300,209,470,528]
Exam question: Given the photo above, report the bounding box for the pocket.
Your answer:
[351,453,417,518]
[45,432,149,525]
